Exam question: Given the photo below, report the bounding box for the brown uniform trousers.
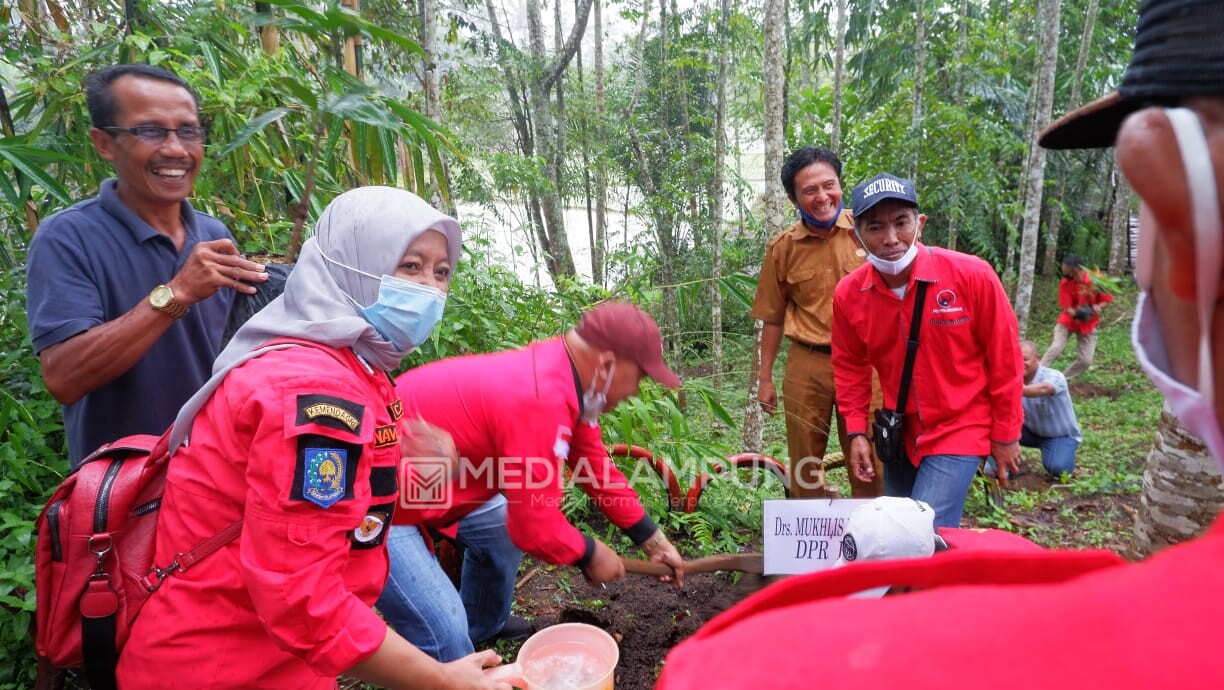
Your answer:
[783,343,883,497]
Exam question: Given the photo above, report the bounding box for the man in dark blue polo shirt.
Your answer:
[26,64,268,465]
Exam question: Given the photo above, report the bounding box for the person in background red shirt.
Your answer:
[1040,254,1114,378]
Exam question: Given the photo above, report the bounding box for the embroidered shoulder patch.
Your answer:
[351,503,394,549]
[302,447,349,508]
[296,393,365,434]
[373,424,398,448]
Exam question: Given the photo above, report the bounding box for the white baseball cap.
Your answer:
[835,497,945,567]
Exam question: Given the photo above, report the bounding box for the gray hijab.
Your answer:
[169,186,461,451]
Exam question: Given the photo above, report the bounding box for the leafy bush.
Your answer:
[0,258,69,689]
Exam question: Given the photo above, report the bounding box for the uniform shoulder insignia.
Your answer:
[296,393,365,434]
[351,502,394,549]
[291,435,361,508]
[302,447,349,508]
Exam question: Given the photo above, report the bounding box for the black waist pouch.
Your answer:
[872,408,907,468]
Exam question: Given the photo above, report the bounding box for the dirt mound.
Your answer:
[509,565,775,689]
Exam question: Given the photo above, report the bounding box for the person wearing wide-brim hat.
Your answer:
[655,3,1224,687]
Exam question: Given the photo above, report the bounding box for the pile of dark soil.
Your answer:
[507,564,774,689]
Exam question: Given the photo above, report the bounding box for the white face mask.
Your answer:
[1131,107,1224,466]
[865,241,919,276]
[580,361,615,425]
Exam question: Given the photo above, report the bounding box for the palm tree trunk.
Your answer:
[1133,404,1224,557]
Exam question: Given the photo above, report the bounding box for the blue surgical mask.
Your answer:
[798,200,844,230]
[361,275,447,353]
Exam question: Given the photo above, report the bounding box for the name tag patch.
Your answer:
[374,424,398,448]
[296,393,364,434]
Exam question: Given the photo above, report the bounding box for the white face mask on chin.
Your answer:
[865,241,919,276]
[580,361,616,425]
[1131,107,1224,467]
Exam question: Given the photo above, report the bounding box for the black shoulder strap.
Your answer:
[894,280,930,415]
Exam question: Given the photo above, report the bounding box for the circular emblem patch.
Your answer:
[840,533,859,562]
[353,513,387,543]
[936,289,957,308]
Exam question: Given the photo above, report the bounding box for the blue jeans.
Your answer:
[376,495,523,661]
[883,454,982,528]
[1020,426,1079,477]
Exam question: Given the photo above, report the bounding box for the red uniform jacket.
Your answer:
[1057,271,1114,334]
[393,337,655,566]
[117,344,401,688]
[657,517,1224,689]
[832,245,1024,462]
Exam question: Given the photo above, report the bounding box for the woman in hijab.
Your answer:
[117,187,508,690]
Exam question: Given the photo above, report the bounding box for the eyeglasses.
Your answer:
[101,125,209,144]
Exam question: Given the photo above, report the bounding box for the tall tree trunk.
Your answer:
[592,0,607,287]
[832,0,847,151]
[573,0,595,284]
[1043,193,1062,274]
[1013,0,1061,336]
[947,0,968,250]
[484,0,544,267]
[910,1,926,182]
[1108,165,1132,274]
[1044,0,1099,275]
[711,0,733,387]
[526,0,588,281]
[341,0,363,78]
[669,0,698,235]
[421,0,454,215]
[746,0,787,454]
[553,0,571,274]
[1134,404,1224,558]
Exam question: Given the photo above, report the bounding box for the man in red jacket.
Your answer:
[831,173,1023,528]
[657,2,1224,688]
[379,301,685,661]
[1040,254,1114,378]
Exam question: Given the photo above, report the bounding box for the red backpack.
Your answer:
[34,429,240,690]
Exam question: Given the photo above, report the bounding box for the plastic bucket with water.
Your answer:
[485,622,619,690]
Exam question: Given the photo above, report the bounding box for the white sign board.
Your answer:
[763,499,869,575]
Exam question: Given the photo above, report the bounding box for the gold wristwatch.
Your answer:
[148,284,188,319]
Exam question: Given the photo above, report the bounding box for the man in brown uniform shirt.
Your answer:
[750,147,883,498]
